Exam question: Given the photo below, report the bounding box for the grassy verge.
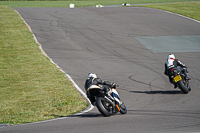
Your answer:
[0,5,88,125]
[133,1,200,21]
[0,0,199,7]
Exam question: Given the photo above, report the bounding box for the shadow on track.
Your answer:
[131,90,183,94]
[72,113,122,118]
[72,113,103,118]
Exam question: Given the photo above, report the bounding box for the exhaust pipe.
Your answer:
[104,96,115,108]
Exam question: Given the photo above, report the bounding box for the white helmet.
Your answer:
[88,73,97,78]
[167,54,175,59]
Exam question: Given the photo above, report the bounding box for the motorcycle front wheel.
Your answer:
[96,97,113,117]
[119,102,127,114]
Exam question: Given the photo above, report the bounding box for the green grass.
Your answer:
[133,1,200,21]
[0,0,199,7]
[0,0,200,125]
[0,5,88,125]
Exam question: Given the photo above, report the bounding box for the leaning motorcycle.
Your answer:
[170,67,191,94]
[87,85,127,117]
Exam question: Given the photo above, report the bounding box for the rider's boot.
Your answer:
[186,75,191,80]
[184,70,191,80]
[174,83,178,88]
[92,102,96,106]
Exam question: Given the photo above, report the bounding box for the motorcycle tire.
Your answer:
[188,86,191,91]
[119,102,127,114]
[178,81,189,94]
[96,97,112,117]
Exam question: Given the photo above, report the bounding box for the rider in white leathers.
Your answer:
[164,54,190,88]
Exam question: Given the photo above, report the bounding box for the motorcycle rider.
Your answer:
[164,54,190,88]
[84,73,116,105]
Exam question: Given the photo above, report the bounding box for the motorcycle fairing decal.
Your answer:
[112,92,119,99]
[112,89,119,98]
[116,105,120,111]
[171,69,175,72]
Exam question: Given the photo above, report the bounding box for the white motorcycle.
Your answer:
[87,85,127,117]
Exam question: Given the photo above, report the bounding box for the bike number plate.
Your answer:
[174,75,182,82]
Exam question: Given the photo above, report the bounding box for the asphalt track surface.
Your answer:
[1,7,200,133]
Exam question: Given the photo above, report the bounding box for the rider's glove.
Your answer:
[182,65,187,68]
[111,83,116,88]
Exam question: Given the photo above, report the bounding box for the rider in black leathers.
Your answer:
[164,54,190,88]
[85,73,116,105]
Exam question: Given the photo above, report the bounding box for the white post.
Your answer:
[69,4,75,8]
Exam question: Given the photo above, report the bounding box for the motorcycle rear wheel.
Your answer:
[178,80,189,94]
[96,97,112,117]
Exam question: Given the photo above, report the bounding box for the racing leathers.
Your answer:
[164,58,189,88]
[84,77,115,105]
